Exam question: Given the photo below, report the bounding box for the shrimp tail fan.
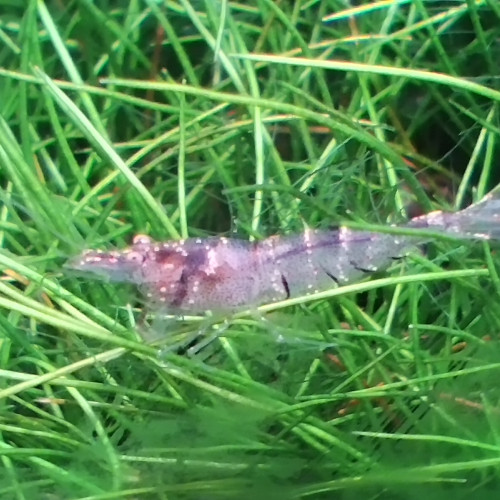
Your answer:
[414,192,500,240]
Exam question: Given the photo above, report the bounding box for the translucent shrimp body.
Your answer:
[67,193,500,313]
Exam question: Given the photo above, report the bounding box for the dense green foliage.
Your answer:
[1,1,500,498]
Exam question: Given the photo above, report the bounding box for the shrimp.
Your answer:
[66,193,500,313]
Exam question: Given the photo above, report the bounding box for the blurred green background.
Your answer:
[1,1,500,499]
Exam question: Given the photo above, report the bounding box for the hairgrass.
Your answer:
[1,0,500,498]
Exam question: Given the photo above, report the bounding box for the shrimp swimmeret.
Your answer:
[66,193,500,314]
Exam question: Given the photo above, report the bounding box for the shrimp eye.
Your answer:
[126,251,146,263]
